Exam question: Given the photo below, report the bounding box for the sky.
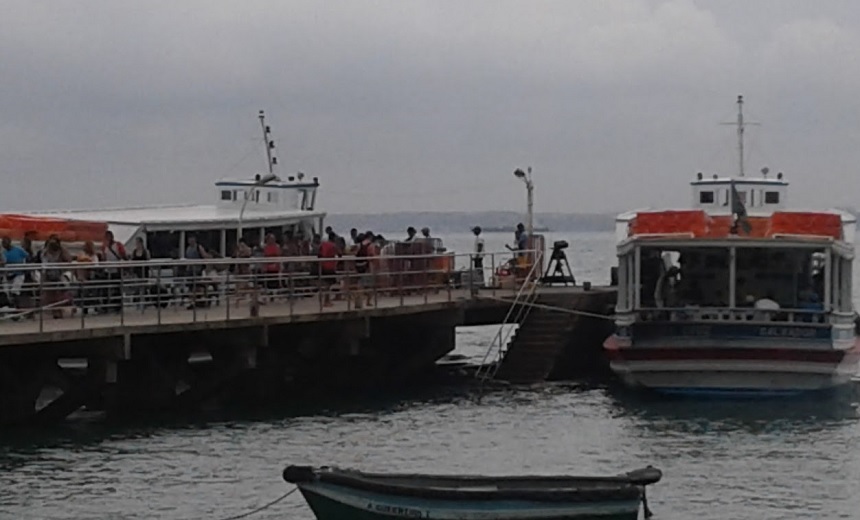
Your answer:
[2,0,860,215]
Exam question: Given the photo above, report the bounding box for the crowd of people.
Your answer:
[0,231,152,318]
[0,225,455,318]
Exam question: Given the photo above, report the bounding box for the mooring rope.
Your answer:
[211,486,298,520]
[477,296,616,320]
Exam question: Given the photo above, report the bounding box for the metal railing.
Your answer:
[474,250,545,382]
[0,250,532,333]
[633,306,831,325]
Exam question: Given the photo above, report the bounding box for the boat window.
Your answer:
[699,191,714,204]
[267,191,279,203]
[765,191,780,204]
[220,190,232,201]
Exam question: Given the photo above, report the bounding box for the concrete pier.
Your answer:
[0,255,616,426]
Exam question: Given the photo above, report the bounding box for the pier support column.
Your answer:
[115,348,184,413]
[0,359,42,426]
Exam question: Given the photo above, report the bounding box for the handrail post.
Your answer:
[156,267,162,325]
[191,268,197,323]
[447,254,452,302]
[38,266,45,333]
[317,259,323,312]
[491,253,497,298]
[79,276,86,329]
[288,269,295,317]
[398,262,404,307]
[119,266,125,326]
[250,267,260,318]
[225,265,231,321]
[373,261,379,307]
[423,254,429,304]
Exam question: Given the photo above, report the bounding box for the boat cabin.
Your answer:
[614,172,856,336]
[27,175,326,258]
[691,172,788,215]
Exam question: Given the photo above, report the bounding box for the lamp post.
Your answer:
[513,167,534,239]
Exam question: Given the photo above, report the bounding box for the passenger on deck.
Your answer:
[405,227,417,242]
[1,236,29,309]
[75,241,99,313]
[353,233,375,309]
[40,235,72,319]
[753,292,780,321]
[262,233,282,300]
[101,230,127,313]
[317,235,339,307]
[184,236,209,307]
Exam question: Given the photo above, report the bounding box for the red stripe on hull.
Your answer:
[604,339,860,364]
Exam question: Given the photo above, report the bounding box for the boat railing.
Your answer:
[0,250,520,332]
[635,306,830,325]
[474,250,545,382]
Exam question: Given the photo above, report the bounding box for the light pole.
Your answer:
[513,167,534,239]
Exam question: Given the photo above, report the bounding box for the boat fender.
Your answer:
[282,465,318,484]
[623,465,662,486]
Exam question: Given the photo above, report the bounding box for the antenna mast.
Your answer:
[736,95,745,177]
[258,110,277,175]
[721,95,759,178]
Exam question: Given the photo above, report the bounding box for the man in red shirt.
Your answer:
[262,233,282,300]
[317,234,339,307]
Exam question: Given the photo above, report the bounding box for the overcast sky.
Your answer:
[3,0,860,214]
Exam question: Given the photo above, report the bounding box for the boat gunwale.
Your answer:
[283,465,660,504]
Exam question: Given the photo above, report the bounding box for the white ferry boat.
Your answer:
[7,111,326,257]
[603,96,859,396]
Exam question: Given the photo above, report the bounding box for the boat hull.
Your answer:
[298,481,643,520]
[605,336,860,396]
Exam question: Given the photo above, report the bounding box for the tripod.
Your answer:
[542,247,575,286]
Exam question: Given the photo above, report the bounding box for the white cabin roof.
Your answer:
[28,204,326,231]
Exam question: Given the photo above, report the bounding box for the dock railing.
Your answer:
[0,249,534,332]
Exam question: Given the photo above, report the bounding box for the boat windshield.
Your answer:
[620,243,852,323]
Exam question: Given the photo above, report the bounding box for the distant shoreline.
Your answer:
[325,211,617,234]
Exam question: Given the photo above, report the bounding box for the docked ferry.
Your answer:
[603,96,859,396]
[4,111,325,257]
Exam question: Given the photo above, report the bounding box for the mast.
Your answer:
[721,95,757,178]
[736,95,744,177]
[258,110,277,175]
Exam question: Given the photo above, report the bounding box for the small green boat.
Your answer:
[283,464,662,520]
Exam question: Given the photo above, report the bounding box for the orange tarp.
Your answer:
[0,214,108,243]
[629,210,844,240]
[769,212,842,240]
[629,210,709,237]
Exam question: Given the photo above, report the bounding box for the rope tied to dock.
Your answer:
[209,486,298,520]
[477,295,616,320]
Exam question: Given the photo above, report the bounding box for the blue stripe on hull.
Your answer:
[654,387,806,398]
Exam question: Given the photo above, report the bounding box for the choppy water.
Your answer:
[2,232,860,520]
